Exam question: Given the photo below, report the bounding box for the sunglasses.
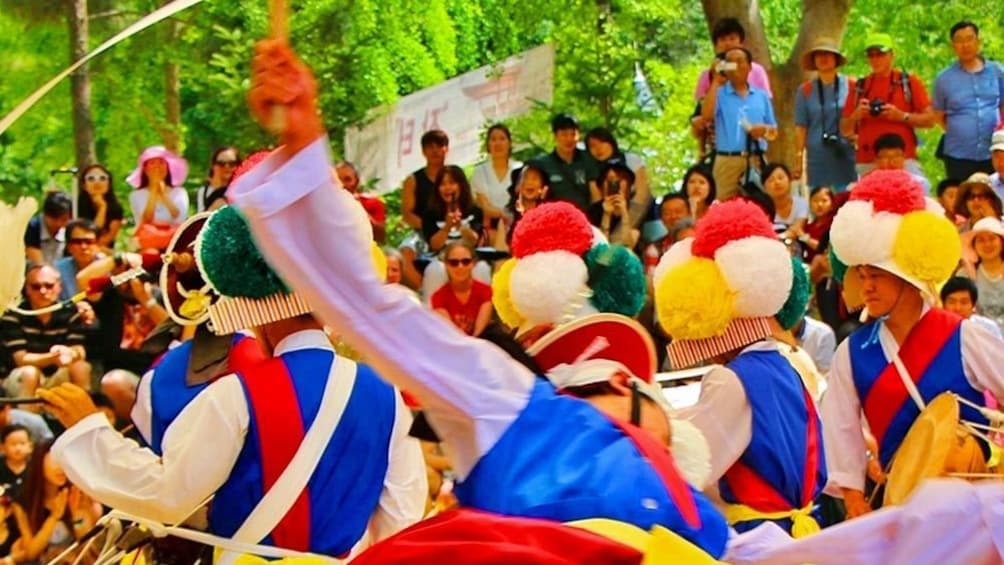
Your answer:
[446,258,473,267]
[969,192,992,201]
[85,174,109,182]
[69,237,97,245]
[29,282,57,291]
[215,159,240,167]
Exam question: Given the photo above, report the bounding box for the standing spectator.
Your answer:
[936,178,965,227]
[471,124,522,226]
[23,192,72,267]
[127,146,189,251]
[431,242,493,337]
[195,146,241,212]
[990,130,1004,199]
[399,130,449,290]
[840,33,935,176]
[529,114,597,212]
[681,164,716,220]
[933,21,1004,180]
[585,127,651,228]
[959,217,1004,328]
[870,133,931,192]
[762,163,808,241]
[794,38,857,190]
[955,173,1003,231]
[587,158,638,247]
[702,47,777,200]
[75,165,124,251]
[0,265,91,398]
[335,161,386,244]
[0,425,32,501]
[941,276,1003,339]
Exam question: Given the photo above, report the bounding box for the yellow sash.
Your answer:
[724,502,820,539]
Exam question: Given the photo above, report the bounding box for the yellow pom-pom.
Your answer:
[491,258,525,328]
[655,257,734,340]
[371,242,387,283]
[893,211,961,285]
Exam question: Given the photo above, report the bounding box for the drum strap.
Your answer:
[891,351,926,412]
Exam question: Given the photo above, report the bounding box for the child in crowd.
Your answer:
[0,426,32,502]
[798,186,835,263]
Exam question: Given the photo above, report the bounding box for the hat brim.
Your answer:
[841,261,936,313]
[800,48,846,71]
[528,313,656,385]
[127,148,189,188]
[161,212,216,326]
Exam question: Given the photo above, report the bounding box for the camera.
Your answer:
[869,98,885,117]
[821,132,841,145]
[715,61,738,75]
[605,179,621,196]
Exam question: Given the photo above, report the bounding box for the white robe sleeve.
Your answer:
[679,365,752,483]
[228,138,535,480]
[51,375,249,524]
[367,391,428,542]
[960,318,1004,399]
[819,339,867,494]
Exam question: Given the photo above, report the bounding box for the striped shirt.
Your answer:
[1,302,86,376]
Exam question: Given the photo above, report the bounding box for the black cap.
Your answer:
[550,113,580,133]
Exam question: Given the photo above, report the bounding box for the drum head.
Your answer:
[884,393,959,506]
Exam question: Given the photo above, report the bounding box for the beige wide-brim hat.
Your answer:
[801,37,847,71]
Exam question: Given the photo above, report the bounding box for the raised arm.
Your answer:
[231,40,535,479]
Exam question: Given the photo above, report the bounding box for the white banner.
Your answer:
[344,44,555,194]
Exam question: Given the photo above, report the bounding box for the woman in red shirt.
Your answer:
[431,242,494,336]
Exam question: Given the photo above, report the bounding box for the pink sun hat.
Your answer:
[126,146,189,188]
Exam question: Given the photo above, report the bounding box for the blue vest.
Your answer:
[455,378,730,559]
[719,350,827,533]
[208,350,396,556]
[849,313,988,467]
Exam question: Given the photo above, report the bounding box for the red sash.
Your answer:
[240,358,312,551]
[862,311,961,447]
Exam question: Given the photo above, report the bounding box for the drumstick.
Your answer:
[0,397,48,406]
[267,0,288,133]
[946,472,1003,479]
[955,394,1004,424]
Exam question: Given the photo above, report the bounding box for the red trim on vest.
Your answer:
[862,310,961,450]
[609,419,702,528]
[800,388,820,507]
[240,358,312,551]
[230,335,268,374]
[722,460,792,513]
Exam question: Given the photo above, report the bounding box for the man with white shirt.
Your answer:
[822,169,1004,519]
[40,204,426,560]
[940,276,1003,338]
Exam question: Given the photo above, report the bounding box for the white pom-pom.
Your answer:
[509,251,589,325]
[653,237,694,287]
[715,237,792,317]
[831,200,900,267]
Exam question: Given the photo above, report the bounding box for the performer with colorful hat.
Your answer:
[821,168,1004,518]
[652,199,827,538]
[40,200,427,561]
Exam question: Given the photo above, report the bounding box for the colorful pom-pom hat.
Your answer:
[652,199,796,369]
[829,169,960,314]
[491,202,648,346]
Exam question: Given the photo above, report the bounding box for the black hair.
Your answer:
[0,424,29,443]
[660,192,691,214]
[941,276,979,304]
[585,127,620,154]
[950,20,979,39]
[485,123,512,156]
[550,113,580,133]
[478,324,543,374]
[42,191,72,218]
[65,218,99,239]
[428,165,474,217]
[681,164,717,206]
[937,178,962,198]
[725,46,753,65]
[809,186,834,200]
[207,146,241,180]
[598,158,636,188]
[712,17,746,44]
[761,163,792,194]
[420,130,449,149]
[874,133,906,153]
[76,164,124,228]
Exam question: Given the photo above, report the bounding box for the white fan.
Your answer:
[1,197,38,314]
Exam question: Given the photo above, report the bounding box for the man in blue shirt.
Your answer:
[701,47,777,201]
[933,20,1004,180]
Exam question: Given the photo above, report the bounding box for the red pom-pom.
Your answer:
[511,202,594,258]
[691,199,775,258]
[230,150,273,187]
[850,169,925,214]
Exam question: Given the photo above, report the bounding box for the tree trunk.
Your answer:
[700,0,854,167]
[162,0,182,153]
[67,0,96,169]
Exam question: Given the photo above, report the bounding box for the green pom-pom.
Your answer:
[829,247,848,284]
[199,206,289,298]
[776,257,810,330]
[584,244,646,317]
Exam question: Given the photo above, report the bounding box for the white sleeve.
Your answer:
[171,187,190,223]
[367,391,427,543]
[131,368,155,445]
[470,163,488,198]
[51,375,248,524]
[960,318,1004,399]
[815,326,836,374]
[128,190,146,224]
[228,138,535,480]
[679,366,752,482]
[819,340,867,493]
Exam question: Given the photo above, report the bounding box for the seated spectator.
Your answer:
[471,124,522,226]
[16,440,100,563]
[196,146,241,212]
[127,146,190,250]
[941,276,1003,338]
[54,219,104,301]
[23,192,72,267]
[763,163,809,241]
[587,158,639,247]
[936,178,965,227]
[0,425,32,501]
[0,488,30,564]
[0,265,90,398]
[798,186,835,263]
[0,394,52,446]
[955,173,1003,231]
[668,218,696,243]
[681,165,716,220]
[529,114,597,211]
[958,217,1004,328]
[335,161,386,244]
[991,130,1004,199]
[586,127,651,228]
[99,369,139,428]
[76,165,124,251]
[500,163,551,247]
[869,133,931,192]
[383,248,405,286]
[659,193,691,233]
[431,242,494,337]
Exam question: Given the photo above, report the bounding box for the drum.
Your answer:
[884,393,989,506]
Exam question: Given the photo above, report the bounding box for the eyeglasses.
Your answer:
[69,237,97,245]
[85,174,109,182]
[446,258,473,267]
[215,160,240,167]
[29,282,57,291]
